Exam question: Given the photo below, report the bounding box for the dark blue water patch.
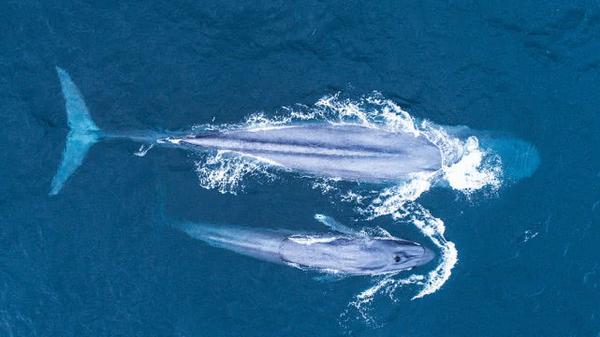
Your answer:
[1,0,600,336]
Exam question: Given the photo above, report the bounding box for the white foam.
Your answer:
[311,178,340,194]
[340,191,366,204]
[195,150,276,194]
[408,204,457,300]
[367,172,435,219]
[443,137,501,193]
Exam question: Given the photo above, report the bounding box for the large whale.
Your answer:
[178,214,435,275]
[49,67,539,195]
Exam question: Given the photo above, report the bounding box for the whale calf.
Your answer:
[178,214,435,276]
[49,67,539,195]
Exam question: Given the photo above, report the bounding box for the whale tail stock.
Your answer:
[49,67,100,196]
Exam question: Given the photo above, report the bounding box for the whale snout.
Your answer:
[420,246,435,265]
[406,244,435,267]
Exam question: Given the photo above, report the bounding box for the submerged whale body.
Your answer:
[49,67,539,195]
[177,214,435,276]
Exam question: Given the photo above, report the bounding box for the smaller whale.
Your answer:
[177,214,435,276]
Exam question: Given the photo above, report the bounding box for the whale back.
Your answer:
[280,236,387,275]
[186,124,443,182]
[280,235,433,275]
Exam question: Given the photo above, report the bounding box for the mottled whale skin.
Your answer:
[178,215,435,276]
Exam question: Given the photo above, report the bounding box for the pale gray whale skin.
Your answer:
[49,67,539,195]
[49,67,442,195]
[179,123,441,182]
[177,214,435,276]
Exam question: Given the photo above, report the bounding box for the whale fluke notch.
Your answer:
[49,67,100,195]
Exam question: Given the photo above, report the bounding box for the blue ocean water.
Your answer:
[1,1,599,336]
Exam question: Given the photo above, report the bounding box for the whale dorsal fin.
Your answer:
[314,214,357,236]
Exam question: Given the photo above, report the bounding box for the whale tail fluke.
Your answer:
[49,67,100,196]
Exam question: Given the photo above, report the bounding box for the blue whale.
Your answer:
[49,67,539,195]
[178,214,435,276]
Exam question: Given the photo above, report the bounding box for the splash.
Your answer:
[443,136,501,193]
[194,150,277,194]
[189,92,505,322]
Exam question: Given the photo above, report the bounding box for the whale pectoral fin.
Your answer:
[314,214,357,235]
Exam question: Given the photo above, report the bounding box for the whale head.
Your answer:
[363,239,435,275]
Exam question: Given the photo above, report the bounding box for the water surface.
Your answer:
[1,1,599,336]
